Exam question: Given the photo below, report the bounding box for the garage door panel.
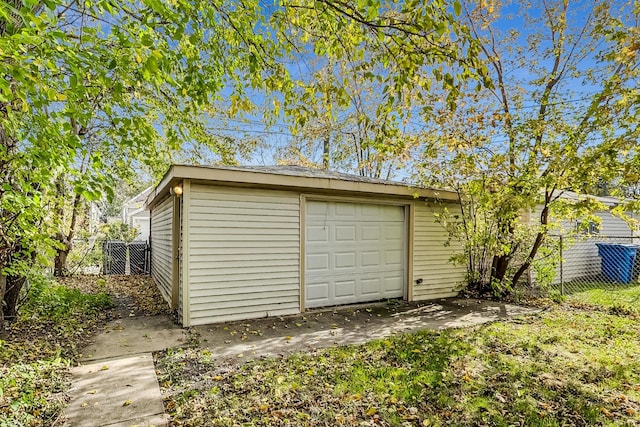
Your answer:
[385,250,403,266]
[385,224,405,240]
[335,225,356,241]
[335,202,357,217]
[307,226,329,242]
[306,282,329,302]
[362,225,381,240]
[335,252,356,269]
[307,253,329,271]
[385,276,404,293]
[305,200,406,308]
[335,280,356,298]
[361,277,381,295]
[361,251,380,267]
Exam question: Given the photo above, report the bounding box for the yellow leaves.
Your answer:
[122,400,132,407]
[365,407,377,416]
[213,375,223,381]
[100,365,109,371]
[351,393,361,401]
[258,403,269,412]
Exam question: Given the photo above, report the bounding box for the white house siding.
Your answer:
[555,212,634,284]
[187,184,301,325]
[150,196,173,303]
[412,202,465,300]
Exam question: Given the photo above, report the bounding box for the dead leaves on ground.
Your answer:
[58,274,171,317]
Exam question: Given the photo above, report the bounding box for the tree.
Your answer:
[277,60,422,179]
[0,0,294,322]
[0,0,486,323]
[269,0,488,178]
[416,0,639,294]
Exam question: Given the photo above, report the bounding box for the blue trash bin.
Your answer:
[595,243,639,283]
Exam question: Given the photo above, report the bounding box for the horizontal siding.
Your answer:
[150,196,173,304]
[412,202,466,301]
[187,184,301,325]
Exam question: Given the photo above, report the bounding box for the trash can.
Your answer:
[595,243,639,283]
[129,241,149,275]
[102,240,127,275]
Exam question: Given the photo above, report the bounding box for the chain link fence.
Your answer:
[545,235,640,295]
[68,238,150,275]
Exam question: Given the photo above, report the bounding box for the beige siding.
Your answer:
[150,196,173,304]
[187,184,301,325]
[412,202,465,300]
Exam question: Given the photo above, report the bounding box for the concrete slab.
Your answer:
[194,298,539,361]
[80,315,187,362]
[64,354,168,427]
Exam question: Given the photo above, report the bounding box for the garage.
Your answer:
[305,200,406,307]
[147,164,466,326]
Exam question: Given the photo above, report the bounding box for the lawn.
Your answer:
[0,275,167,426]
[566,283,640,314]
[159,306,640,426]
[3,277,640,426]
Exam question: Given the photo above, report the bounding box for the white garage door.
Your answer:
[305,200,406,308]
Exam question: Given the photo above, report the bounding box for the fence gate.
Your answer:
[102,240,150,275]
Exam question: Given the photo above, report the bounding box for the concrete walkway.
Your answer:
[64,314,187,427]
[65,355,168,427]
[64,298,539,426]
[194,298,539,361]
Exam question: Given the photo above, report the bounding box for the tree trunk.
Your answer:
[54,244,70,277]
[323,135,330,170]
[3,274,25,321]
[491,254,510,284]
[511,203,551,285]
[0,271,5,328]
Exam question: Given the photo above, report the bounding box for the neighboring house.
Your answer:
[88,202,103,234]
[534,191,639,285]
[146,164,466,326]
[122,186,153,242]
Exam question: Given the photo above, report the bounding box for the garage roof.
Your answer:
[146,164,459,208]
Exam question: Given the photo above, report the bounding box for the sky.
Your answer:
[189,0,638,182]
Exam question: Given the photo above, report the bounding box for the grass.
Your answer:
[159,307,640,426]
[0,276,113,426]
[566,283,640,315]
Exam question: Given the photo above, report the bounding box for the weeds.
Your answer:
[1,276,115,427]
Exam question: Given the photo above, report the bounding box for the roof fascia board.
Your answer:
[148,165,459,207]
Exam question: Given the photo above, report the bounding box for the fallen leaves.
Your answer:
[156,307,640,426]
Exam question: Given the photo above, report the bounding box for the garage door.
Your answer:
[305,200,406,308]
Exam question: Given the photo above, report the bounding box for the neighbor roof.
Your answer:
[556,190,623,207]
[146,164,459,208]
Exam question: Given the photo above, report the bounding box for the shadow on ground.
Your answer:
[192,298,538,361]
